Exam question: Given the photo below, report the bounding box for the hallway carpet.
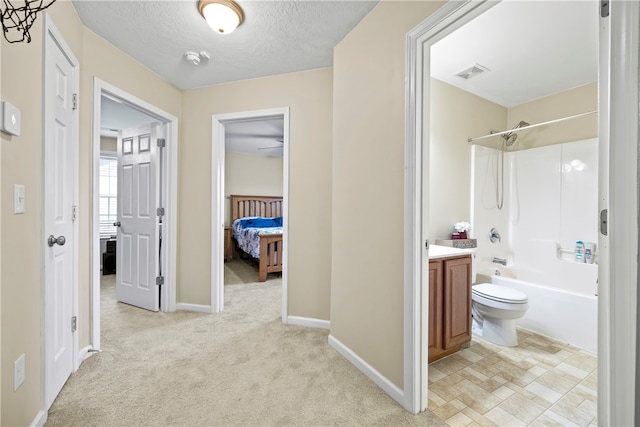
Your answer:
[46,260,445,426]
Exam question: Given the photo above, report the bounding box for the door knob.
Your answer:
[48,235,66,247]
[113,221,121,227]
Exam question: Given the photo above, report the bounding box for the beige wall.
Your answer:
[1,1,181,423]
[224,151,283,226]
[429,78,506,241]
[78,24,181,349]
[180,68,333,319]
[1,9,57,424]
[1,26,3,421]
[331,1,446,389]
[429,81,597,242]
[100,136,117,152]
[508,82,598,149]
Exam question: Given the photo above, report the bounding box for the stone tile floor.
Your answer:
[428,330,597,426]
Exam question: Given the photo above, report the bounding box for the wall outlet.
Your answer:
[14,354,25,391]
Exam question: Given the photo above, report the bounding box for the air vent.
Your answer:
[455,63,489,80]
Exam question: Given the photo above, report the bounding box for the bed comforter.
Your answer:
[231,216,282,259]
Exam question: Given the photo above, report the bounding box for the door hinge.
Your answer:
[72,94,78,110]
[600,209,608,236]
[157,207,165,217]
[601,0,609,18]
[157,138,166,148]
[156,276,164,286]
[71,316,77,333]
[72,205,78,222]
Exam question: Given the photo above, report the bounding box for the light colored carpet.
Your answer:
[45,260,445,426]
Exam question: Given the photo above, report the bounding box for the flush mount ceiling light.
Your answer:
[198,0,244,35]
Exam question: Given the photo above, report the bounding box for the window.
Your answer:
[99,155,117,238]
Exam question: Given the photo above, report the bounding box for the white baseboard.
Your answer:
[287,315,330,330]
[77,345,95,366]
[30,410,47,427]
[176,302,213,313]
[328,334,404,406]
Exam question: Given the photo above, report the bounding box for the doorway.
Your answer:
[90,79,179,350]
[211,108,290,320]
[404,0,639,423]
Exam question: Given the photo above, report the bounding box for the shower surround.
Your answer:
[471,138,599,353]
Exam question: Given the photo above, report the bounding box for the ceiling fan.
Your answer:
[257,138,284,150]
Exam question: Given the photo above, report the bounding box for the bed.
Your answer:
[230,195,283,282]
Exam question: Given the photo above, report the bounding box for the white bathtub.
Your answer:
[475,270,598,355]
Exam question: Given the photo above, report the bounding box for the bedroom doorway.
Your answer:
[90,79,179,350]
[211,108,290,320]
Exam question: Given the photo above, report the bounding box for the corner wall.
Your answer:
[2,12,53,425]
[224,152,283,226]
[429,78,506,241]
[330,1,445,390]
[180,68,333,320]
[1,1,182,423]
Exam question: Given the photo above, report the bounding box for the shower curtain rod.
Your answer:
[467,110,598,143]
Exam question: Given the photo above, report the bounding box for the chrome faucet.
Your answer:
[492,257,507,266]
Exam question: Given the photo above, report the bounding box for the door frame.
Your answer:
[42,13,80,409]
[91,78,179,349]
[404,0,639,420]
[599,1,639,424]
[210,107,289,319]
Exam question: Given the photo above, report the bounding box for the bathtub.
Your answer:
[475,268,598,355]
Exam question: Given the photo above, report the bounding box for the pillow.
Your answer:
[240,217,281,228]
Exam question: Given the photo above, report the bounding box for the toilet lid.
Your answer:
[473,283,528,303]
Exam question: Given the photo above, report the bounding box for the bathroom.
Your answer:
[428,0,598,354]
[428,83,598,355]
[426,1,599,424]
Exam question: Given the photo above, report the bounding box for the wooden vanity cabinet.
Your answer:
[428,255,472,363]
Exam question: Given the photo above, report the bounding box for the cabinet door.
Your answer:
[443,256,472,349]
[428,260,444,361]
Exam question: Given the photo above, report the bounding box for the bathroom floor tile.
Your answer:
[429,330,598,427]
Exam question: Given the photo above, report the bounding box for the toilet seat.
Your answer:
[472,283,528,304]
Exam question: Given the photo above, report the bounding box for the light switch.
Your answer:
[14,184,25,214]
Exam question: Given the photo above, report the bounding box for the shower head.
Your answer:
[505,133,518,146]
[502,120,530,146]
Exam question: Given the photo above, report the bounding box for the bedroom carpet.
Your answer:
[45,260,446,426]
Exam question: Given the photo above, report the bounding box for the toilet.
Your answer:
[471,283,528,346]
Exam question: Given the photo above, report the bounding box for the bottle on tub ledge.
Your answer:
[584,241,596,264]
[574,241,585,263]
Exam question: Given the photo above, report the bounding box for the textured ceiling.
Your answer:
[225,117,284,157]
[72,0,379,91]
[93,0,598,155]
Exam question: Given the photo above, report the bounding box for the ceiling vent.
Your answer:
[455,63,489,80]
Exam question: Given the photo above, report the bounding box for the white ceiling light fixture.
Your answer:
[198,0,244,35]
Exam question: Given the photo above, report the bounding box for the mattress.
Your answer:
[231,216,282,259]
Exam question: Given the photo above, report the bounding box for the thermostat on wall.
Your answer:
[1,101,22,136]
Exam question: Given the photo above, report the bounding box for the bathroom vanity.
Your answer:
[428,245,474,363]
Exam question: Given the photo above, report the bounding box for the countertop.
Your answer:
[429,244,475,260]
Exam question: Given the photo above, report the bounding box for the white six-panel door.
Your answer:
[116,124,160,311]
[44,21,77,409]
